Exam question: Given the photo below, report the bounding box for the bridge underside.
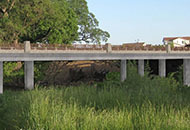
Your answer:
[0,59,190,94]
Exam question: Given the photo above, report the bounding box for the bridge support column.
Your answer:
[159,59,166,77]
[183,59,190,86]
[24,61,34,90]
[0,62,3,94]
[138,60,144,76]
[121,60,127,82]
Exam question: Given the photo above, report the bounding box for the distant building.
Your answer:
[122,42,146,47]
[163,37,190,47]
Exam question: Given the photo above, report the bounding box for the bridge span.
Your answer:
[0,41,190,94]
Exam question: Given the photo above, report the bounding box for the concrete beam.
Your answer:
[183,59,190,86]
[159,59,166,77]
[24,61,34,90]
[2,53,190,62]
[138,60,144,76]
[120,60,127,82]
[0,61,3,94]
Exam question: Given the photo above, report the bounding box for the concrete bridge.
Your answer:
[0,41,190,94]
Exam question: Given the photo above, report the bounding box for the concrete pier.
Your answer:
[159,59,166,77]
[121,60,127,82]
[24,61,34,90]
[183,59,190,86]
[24,41,34,90]
[138,60,144,76]
[0,62,3,94]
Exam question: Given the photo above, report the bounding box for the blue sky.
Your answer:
[86,0,190,45]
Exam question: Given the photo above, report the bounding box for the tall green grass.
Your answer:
[0,62,189,130]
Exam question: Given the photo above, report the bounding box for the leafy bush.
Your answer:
[3,62,24,87]
[169,65,183,86]
[3,62,49,87]
[34,62,50,85]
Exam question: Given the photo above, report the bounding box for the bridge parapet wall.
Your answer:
[1,42,190,53]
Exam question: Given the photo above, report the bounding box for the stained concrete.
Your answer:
[0,61,3,94]
[120,60,127,82]
[2,53,190,62]
[24,41,31,53]
[138,60,144,76]
[159,59,166,77]
[106,43,112,53]
[183,59,190,86]
[24,61,34,90]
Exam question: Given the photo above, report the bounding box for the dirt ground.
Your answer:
[38,61,120,86]
[3,61,120,90]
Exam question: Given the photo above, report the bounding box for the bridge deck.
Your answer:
[0,52,190,61]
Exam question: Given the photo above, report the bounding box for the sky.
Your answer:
[86,0,190,45]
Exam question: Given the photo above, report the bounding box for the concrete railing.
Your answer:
[1,42,190,53]
[1,41,190,94]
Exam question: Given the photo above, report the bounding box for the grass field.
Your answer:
[0,63,190,130]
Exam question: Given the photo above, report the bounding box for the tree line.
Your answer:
[0,0,110,44]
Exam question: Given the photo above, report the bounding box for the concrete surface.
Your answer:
[183,59,190,86]
[138,60,144,76]
[120,60,127,82]
[0,61,3,94]
[24,61,34,90]
[1,53,190,61]
[159,59,166,77]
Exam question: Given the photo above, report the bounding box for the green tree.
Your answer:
[0,0,16,18]
[21,0,78,44]
[67,0,110,44]
[0,0,78,44]
[0,0,110,44]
